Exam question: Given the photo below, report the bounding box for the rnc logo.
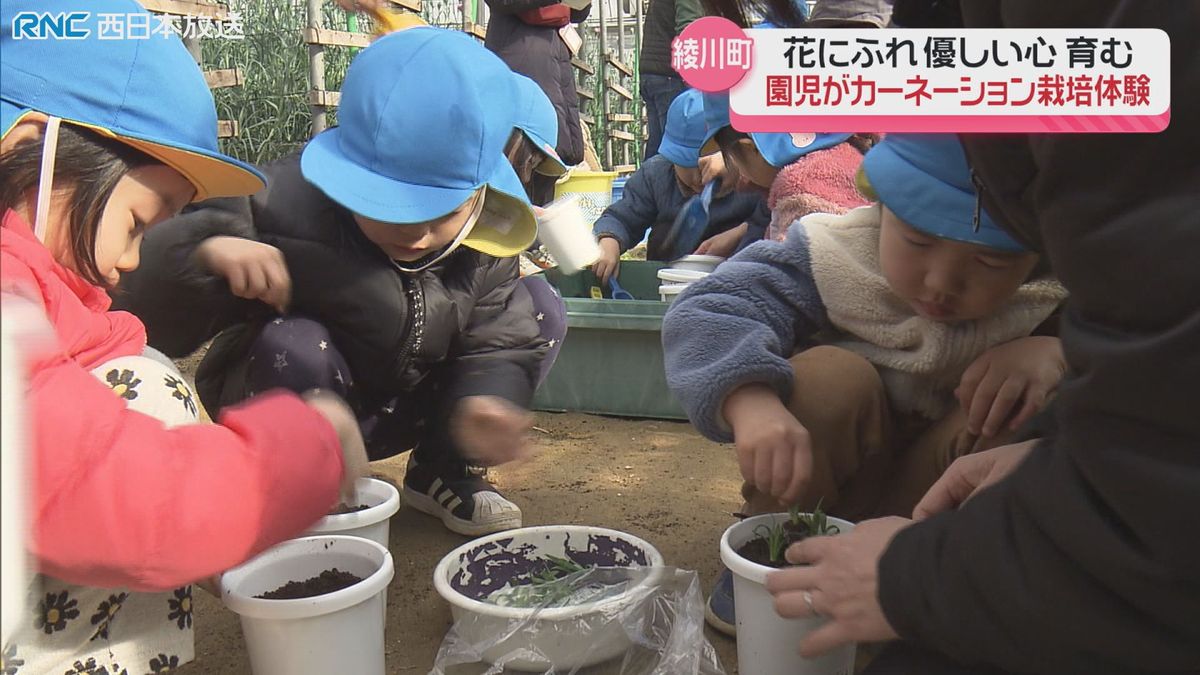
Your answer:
[11,11,91,40]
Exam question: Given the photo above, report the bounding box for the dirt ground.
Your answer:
[176,412,747,674]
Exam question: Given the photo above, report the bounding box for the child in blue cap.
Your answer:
[0,0,369,671]
[590,89,769,282]
[118,27,563,538]
[507,72,570,200]
[663,134,1067,635]
[702,91,875,244]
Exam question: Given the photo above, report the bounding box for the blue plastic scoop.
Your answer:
[608,277,635,300]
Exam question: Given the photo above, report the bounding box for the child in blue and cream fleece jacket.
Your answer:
[663,134,1067,520]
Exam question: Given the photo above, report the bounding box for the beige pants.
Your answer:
[742,346,1011,521]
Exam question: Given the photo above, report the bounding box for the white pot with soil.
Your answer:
[305,477,401,548]
[432,525,664,671]
[220,535,394,675]
[720,512,856,675]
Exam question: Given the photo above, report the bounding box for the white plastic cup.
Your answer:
[537,194,602,274]
[719,514,856,675]
[221,535,394,675]
[305,477,400,548]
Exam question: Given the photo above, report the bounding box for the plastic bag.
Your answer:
[431,566,727,675]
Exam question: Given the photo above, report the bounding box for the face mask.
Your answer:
[389,189,486,273]
[33,116,63,243]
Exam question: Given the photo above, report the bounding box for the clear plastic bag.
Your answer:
[431,566,728,675]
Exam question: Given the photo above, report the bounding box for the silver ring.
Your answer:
[803,590,821,618]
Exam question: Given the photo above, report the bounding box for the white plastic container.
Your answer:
[537,194,602,273]
[221,535,394,675]
[671,254,725,273]
[1,297,51,643]
[656,267,710,285]
[659,284,686,305]
[719,513,856,675]
[305,477,400,548]
[433,525,665,671]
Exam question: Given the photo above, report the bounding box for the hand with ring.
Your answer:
[764,516,911,656]
[802,590,822,618]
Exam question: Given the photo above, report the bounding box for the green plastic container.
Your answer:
[531,261,687,419]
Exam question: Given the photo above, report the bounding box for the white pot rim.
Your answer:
[657,268,709,283]
[221,535,394,620]
[674,254,725,265]
[307,477,400,533]
[433,525,665,621]
[720,513,856,585]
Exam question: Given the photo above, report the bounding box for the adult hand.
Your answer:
[303,390,370,505]
[955,336,1065,439]
[591,237,621,284]
[695,222,748,257]
[765,517,909,656]
[452,396,535,467]
[913,439,1037,520]
[195,236,291,313]
[723,384,812,504]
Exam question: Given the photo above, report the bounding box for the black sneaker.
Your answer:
[402,457,522,536]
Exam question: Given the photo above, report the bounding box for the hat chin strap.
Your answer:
[390,189,486,274]
[33,116,63,244]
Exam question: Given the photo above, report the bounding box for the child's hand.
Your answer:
[956,336,1066,439]
[698,153,726,185]
[592,237,621,284]
[452,396,535,467]
[303,390,370,505]
[723,384,813,504]
[695,222,748,258]
[196,236,291,313]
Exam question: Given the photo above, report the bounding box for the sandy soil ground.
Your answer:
[176,412,748,674]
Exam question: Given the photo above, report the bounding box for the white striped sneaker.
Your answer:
[401,457,523,536]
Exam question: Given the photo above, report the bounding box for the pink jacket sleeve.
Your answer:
[28,351,344,591]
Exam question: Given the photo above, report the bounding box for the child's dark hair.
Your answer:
[504,130,545,198]
[0,123,158,285]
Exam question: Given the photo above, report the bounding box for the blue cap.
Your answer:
[511,73,568,177]
[657,89,707,168]
[700,92,851,167]
[756,0,810,28]
[0,0,265,200]
[301,27,536,257]
[862,134,1025,252]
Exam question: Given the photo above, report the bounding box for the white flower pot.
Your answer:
[220,535,394,675]
[433,525,664,671]
[671,254,725,273]
[719,513,856,675]
[305,477,400,548]
[659,283,687,304]
[657,267,710,284]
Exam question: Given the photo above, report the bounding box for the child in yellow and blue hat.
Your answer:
[663,134,1067,635]
[0,0,370,671]
[117,27,565,539]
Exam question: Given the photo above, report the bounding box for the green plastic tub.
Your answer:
[531,261,687,420]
